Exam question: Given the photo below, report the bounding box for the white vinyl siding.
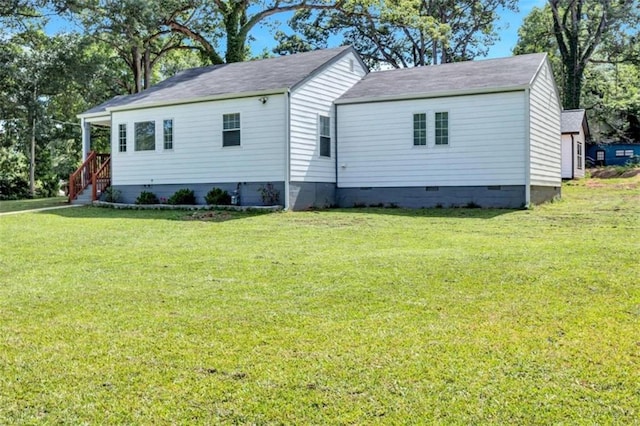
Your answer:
[529,60,561,186]
[290,52,367,182]
[337,91,527,187]
[111,95,286,185]
[561,134,573,178]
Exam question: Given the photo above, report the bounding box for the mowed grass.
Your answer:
[0,178,638,424]
[0,197,67,213]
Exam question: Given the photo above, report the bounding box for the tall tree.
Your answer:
[1,30,116,197]
[70,0,204,93]
[274,0,518,68]
[548,0,638,109]
[164,0,344,64]
[515,3,640,141]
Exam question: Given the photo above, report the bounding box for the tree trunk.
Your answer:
[224,9,245,63]
[143,47,151,90]
[30,115,36,197]
[564,60,582,110]
[131,46,143,93]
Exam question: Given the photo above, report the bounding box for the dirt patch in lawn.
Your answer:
[183,211,236,222]
[586,170,640,190]
[588,167,640,179]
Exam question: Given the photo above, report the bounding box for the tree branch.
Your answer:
[164,19,224,64]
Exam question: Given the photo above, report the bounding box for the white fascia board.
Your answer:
[335,85,530,105]
[76,111,111,122]
[105,89,289,113]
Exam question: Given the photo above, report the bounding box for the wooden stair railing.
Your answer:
[68,151,111,202]
[92,155,111,201]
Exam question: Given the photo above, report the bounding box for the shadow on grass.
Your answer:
[322,207,518,219]
[38,205,273,223]
[39,205,517,222]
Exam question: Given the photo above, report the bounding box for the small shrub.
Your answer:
[205,187,231,205]
[466,201,481,208]
[353,202,366,208]
[0,175,30,200]
[258,183,280,205]
[135,191,159,205]
[102,186,121,203]
[168,188,196,205]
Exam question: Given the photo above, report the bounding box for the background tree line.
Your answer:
[1,0,638,199]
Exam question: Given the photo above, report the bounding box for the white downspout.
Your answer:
[284,90,291,210]
[524,88,531,208]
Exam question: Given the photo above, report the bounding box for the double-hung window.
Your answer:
[134,121,155,151]
[118,124,127,152]
[435,112,449,145]
[319,115,331,157]
[163,119,173,150]
[413,113,426,146]
[577,141,582,170]
[223,113,241,147]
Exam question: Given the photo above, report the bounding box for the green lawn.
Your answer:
[0,196,67,213]
[1,178,638,424]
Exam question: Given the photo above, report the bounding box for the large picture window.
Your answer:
[319,115,330,157]
[413,113,426,146]
[135,121,155,151]
[118,123,127,152]
[435,112,449,145]
[223,113,241,147]
[163,119,173,150]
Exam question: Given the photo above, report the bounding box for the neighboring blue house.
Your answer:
[587,143,640,166]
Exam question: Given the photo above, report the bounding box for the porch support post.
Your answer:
[81,118,91,160]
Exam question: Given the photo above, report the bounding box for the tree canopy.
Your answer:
[514,1,640,142]
[275,0,518,68]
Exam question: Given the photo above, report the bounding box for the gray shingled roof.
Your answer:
[561,109,587,134]
[337,53,548,103]
[81,46,354,116]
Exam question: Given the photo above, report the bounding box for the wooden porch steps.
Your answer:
[68,151,111,204]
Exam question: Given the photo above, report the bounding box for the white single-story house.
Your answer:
[561,109,589,179]
[75,46,562,209]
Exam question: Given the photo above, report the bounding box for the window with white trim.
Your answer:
[163,119,173,150]
[319,115,330,157]
[134,121,155,151]
[577,142,582,170]
[223,113,240,147]
[435,112,449,145]
[118,123,127,152]
[413,113,426,146]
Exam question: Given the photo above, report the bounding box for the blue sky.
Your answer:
[45,0,547,60]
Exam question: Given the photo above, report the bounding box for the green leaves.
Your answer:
[514,1,639,141]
